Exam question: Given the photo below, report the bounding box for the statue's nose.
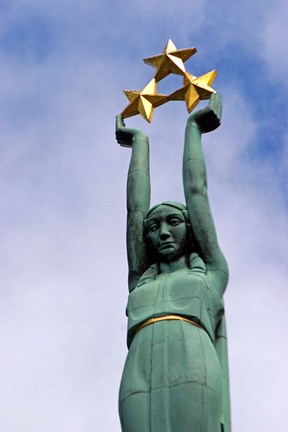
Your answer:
[159,224,170,239]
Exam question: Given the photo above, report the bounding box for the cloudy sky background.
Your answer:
[0,1,287,431]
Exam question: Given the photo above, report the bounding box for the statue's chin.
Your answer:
[155,250,184,264]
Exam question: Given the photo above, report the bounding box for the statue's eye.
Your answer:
[148,223,159,232]
[170,218,181,226]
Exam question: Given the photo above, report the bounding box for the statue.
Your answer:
[115,42,231,432]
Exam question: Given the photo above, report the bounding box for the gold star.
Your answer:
[169,69,217,112]
[121,78,169,123]
[143,39,197,82]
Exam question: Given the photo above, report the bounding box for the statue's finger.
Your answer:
[116,133,127,146]
[215,93,222,120]
[209,92,216,105]
[207,94,215,116]
[116,114,125,131]
[212,92,219,111]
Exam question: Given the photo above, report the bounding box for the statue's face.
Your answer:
[146,205,188,262]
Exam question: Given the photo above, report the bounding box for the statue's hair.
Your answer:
[145,201,188,223]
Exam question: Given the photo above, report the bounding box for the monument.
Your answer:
[115,40,231,432]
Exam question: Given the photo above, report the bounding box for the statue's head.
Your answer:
[143,201,193,262]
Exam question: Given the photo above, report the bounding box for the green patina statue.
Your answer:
[115,93,231,432]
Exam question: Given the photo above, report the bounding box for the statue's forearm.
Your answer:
[127,134,151,214]
[183,121,207,197]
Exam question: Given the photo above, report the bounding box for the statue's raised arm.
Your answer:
[183,93,228,297]
[115,115,151,292]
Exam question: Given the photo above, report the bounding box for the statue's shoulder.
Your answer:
[132,264,158,290]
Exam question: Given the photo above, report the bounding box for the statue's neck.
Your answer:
[159,255,189,274]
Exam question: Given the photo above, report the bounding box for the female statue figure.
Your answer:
[115,93,231,432]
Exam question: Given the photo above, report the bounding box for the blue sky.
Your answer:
[0,1,287,431]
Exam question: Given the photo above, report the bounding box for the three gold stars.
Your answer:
[121,39,217,122]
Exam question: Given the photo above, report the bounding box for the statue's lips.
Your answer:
[159,242,175,250]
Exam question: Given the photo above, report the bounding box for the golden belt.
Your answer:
[135,314,203,334]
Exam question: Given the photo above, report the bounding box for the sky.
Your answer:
[0,1,287,431]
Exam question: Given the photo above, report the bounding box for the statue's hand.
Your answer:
[115,115,148,148]
[187,93,222,133]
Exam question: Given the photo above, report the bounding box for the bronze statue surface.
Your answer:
[116,91,231,432]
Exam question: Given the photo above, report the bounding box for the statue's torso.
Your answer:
[127,264,224,346]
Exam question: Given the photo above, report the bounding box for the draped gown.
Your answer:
[119,252,230,432]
